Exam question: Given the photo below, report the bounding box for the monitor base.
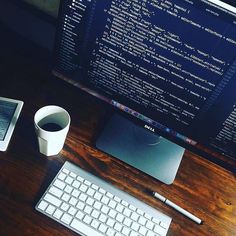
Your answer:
[96,114,185,184]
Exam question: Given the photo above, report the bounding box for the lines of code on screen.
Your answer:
[54,0,236,158]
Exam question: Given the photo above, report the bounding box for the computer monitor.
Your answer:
[53,0,236,183]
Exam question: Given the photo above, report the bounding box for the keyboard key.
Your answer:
[116,204,124,213]
[46,205,56,215]
[62,193,70,202]
[146,231,155,236]
[121,200,128,207]
[84,205,92,215]
[86,197,95,206]
[84,180,91,186]
[114,196,121,203]
[62,168,69,174]
[129,204,137,211]
[116,213,124,223]
[53,179,65,190]
[65,176,73,185]
[44,193,62,207]
[108,209,117,218]
[98,187,106,194]
[61,202,69,211]
[99,213,107,223]
[123,208,131,217]
[146,220,154,230]
[131,221,139,231]
[123,217,132,227]
[139,226,147,236]
[98,224,108,233]
[107,218,115,227]
[87,188,95,196]
[64,185,73,194]
[68,206,77,216]
[101,205,109,214]
[77,175,84,182]
[106,192,113,199]
[137,209,144,216]
[91,184,99,190]
[130,232,138,236]
[79,193,87,202]
[160,221,168,229]
[72,180,80,189]
[91,209,100,219]
[101,195,109,205]
[91,219,100,229]
[49,186,63,198]
[94,201,102,210]
[152,217,160,225]
[69,197,78,206]
[106,228,115,236]
[71,219,104,236]
[76,201,85,210]
[75,211,84,220]
[94,192,102,201]
[144,213,152,220]
[58,172,66,181]
[114,222,122,232]
[108,200,117,209]
[83,215,92,224]
[72,189,80,198]
[80,184,88,192]
[61,213,73,225]
[38,200,48,211]
[69,171,77,178]
[53,209,63,219]
[122,227,130,236]
[131,212,139,221]
[115,232,122,236]
[138,216,147,225]
[154,224,167,236]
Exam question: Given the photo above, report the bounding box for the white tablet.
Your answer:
[0,97,24,151]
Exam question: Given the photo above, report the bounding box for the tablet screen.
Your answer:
[0,100,17,140]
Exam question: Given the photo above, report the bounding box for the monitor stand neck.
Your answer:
[96,113,185,184]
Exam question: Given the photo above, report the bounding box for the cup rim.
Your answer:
[34,105,70,133]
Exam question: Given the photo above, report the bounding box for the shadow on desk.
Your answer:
[33,158,63,206]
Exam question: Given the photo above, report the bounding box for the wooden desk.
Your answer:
[0,26,236,236]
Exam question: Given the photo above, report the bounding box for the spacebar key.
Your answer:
[71,219,103,236]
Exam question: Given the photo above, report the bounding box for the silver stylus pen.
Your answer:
[152,191,202,224]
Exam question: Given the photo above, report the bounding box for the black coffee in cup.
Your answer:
[40,123,62,132]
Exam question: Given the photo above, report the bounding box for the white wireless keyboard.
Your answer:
[36,161,171,236]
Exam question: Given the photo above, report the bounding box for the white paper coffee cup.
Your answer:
[34,105,70,156]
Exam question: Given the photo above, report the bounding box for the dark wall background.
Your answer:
[0,0,57,51]
[22,0,59,17]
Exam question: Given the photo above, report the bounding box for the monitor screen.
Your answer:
[53,0,236,164]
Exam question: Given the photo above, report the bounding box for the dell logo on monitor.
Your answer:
[144,124,155,133]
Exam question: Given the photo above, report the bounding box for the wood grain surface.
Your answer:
[0,24,236,236]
